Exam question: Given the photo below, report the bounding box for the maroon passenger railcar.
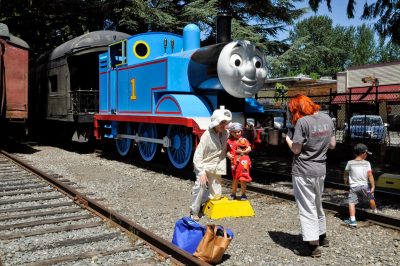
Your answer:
[0,23,29,135]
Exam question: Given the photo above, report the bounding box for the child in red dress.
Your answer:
[227,122,252,200]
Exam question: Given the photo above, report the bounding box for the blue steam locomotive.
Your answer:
[94,18,267,169]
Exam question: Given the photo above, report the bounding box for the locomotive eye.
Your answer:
[230,54,242,67]
[133,41,150,59]
[254,56,262,68]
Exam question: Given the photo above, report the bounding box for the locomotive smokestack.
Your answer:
[216,13,232,43]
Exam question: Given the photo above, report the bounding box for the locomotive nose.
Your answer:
[217,40,267,98]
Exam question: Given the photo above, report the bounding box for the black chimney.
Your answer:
[216,13,232,43]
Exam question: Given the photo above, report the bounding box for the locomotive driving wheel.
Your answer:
[115,122,132,156]
[138,123,158,161]
[167,125,193,169]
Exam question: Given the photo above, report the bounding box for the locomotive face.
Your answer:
[217,40,267,98]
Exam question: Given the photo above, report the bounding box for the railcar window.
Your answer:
[49,75,58,92]
[109,40,127,67]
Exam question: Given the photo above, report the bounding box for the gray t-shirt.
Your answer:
[291,112,335,177]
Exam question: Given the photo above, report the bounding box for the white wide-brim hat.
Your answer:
[209,106,232,129]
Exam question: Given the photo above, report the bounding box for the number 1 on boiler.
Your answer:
[130,78,137,100]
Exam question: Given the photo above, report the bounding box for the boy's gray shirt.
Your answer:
[291,112,335,177]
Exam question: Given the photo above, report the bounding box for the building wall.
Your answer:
[337,61,400,90]
[336,72,346,93]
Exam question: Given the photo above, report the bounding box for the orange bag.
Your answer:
[193,224,232,264]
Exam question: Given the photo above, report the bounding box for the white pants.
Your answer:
[292,175,326,242]
[190,172,222,215]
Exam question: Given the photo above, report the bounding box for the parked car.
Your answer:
[346,115,388,142]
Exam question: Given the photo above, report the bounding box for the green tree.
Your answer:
[0,0,305,57]
[375,37,400,63]
[350,24,377,66]
[0,0,153,56]
[267,35,313,78]
[307,0,400,45]
[274,82,288,103]
[146,0,306,53]
[268,15,354,78]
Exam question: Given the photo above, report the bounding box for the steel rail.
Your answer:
[223,177,400,231]
[98,150,400,231]
[251,167,400,200]
[0,150,210,266]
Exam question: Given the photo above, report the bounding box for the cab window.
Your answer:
[109,40,127,68]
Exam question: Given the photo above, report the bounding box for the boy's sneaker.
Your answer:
[344,219,357,226]
[240,195,248,200]
[373,208,378,214]
[230,194,237,200]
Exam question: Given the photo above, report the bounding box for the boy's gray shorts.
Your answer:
[348,185,371,204]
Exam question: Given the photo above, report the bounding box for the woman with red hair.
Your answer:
[286,94,336,257]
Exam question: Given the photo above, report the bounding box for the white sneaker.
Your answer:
[344,219,357,226]
[373,209,378,214]
[190,214,200,221]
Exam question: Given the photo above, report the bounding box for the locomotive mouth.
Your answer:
[241,79,257,87]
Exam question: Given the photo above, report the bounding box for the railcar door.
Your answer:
[2,40,28,120]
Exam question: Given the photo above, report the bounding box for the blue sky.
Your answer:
[276,0,378,40]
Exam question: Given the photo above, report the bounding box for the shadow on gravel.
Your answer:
[94,140,197,182]
[0,137,41,155]
[268,231,303,252]
[220,254,231,264]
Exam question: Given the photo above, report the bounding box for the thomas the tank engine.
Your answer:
[94,15,267,169]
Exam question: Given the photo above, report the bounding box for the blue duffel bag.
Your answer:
[172,217,205,254]
[172,217,234,254]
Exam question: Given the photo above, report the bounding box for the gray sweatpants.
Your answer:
[292,175,326,242]
[190,172,222,215]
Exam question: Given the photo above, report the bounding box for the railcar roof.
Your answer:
[0,23,29,49]
[50,30,130,60]
[8,35,29,49]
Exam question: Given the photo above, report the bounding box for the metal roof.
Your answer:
[50,30,130,60]
[8,35,29,49]
[0,23,29,49]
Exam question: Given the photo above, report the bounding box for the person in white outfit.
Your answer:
[285,95,336,257]
[190,107,232,221]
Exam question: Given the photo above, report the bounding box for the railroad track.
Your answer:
[99,148,400,231]
[235,167,400,231]
[250,166,400,203]
[0,150,209,266]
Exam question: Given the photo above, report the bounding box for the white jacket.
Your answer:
[193,128,229,176]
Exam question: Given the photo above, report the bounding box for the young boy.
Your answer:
[227,122,252,200]
[344,143,377,226]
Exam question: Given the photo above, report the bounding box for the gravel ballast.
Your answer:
[12,144,400,265]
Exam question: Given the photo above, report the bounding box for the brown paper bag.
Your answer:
[194,224,232,264]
